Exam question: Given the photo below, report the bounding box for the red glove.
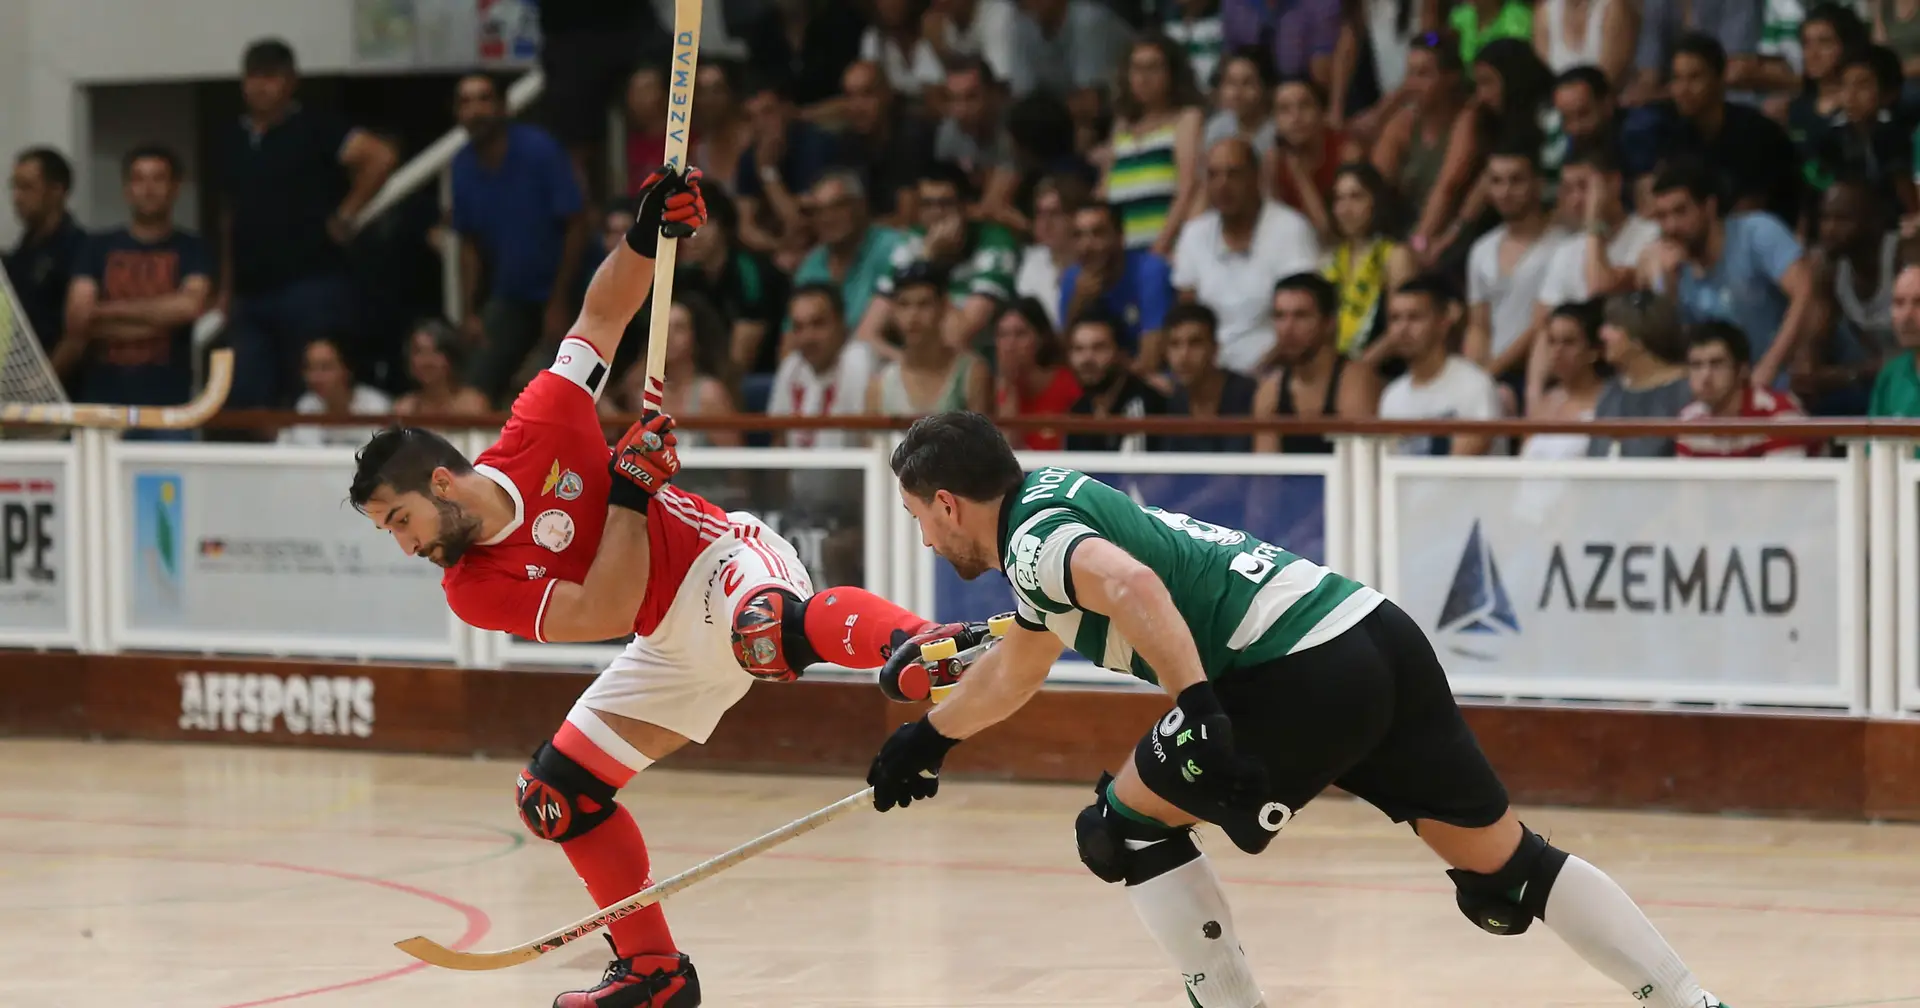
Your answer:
[625,166,707,257]
[607,412,680,513]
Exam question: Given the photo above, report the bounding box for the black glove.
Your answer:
[1142,681,1268,810]
[867,716,961,811]
[625,165,708,258]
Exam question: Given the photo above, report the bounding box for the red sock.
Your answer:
[803,586,931,668]
[552,723,677,959]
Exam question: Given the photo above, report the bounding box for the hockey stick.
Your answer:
[394,786,873,971]
[0,348,234,429]
[639,0,705,413]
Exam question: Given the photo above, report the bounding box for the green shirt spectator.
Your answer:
[791,171,904,332]
[1449,0,1533,61]
[858,162,1022,355]
[1869,350,1920,417]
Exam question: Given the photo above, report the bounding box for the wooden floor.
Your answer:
[2,740,1917,1007]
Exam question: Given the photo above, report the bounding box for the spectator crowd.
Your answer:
[14,0,1920,457]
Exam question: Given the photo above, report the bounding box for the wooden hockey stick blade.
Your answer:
[0,349,234,429]
[394,786,874,971]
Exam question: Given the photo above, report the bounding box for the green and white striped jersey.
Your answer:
[999,468,1384,683]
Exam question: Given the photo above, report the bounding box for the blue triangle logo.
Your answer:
[1436,519,1519,660]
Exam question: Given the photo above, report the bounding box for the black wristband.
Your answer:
[624,214,660,259]
[606,478,654,515]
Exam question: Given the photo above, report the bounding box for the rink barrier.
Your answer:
[6,649,1920,821]
[0,415,1916,710]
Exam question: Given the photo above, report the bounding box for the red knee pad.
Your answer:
[730,587,817,682]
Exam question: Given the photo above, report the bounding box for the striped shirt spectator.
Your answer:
[1674,321,1812,457]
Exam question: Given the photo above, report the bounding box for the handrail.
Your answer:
[352,69,547,230]
[178,409,1920,439]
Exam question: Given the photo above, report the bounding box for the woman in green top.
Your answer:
[1103,34,1208,256]
[1323,163,1417,366]
[1449,0,1533,60]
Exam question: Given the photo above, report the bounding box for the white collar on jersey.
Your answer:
[473,464,525,546]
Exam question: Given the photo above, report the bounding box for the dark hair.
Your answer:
[15,147,72,192]
[739,65,791,101]
[1218,45,1277,91]
[1602,290,1684,363]
[1547,299,1604,346]
[1115,33,1204,120]
[943,54,1000,90]
[917,160,977,201]
[1555,64,1612,101]
[1275,76,1330,110]
[1273,271,1339,317]
[121,143,181,179]
[1164,302,1220,342]
[999,297,1064,367]
[1672,32,1728,77]
[1409,30,1465,74]
[349,427,474,512]
[1077,201,1127,235]
[1686,320,1751,365]
[1394,273,1460,306]
[892,260,949,298]
[1802,3,1872,58]
[700,183,739,237]
[242,38,297,75]
[891,411,1025,502]
[409,318,470,377]
[790,281,845,321]
[1331,161,1405,238]
[1651,157,1720,206]
[455,72,502,104]
[1067,304,1124,345]
[1563,137,1621,175]
[1472,39,1555,150]
[1486,134,1541,172]
[1841,44,1904,99]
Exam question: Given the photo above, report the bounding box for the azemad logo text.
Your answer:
[1436,520,1801,661]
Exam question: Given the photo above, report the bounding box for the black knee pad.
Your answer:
[1074,775,1201,886]
[1445,825,1568,935]
[516,741,619,843]
[731,586,823,682]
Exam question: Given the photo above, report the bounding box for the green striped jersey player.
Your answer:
[1003,465,1382,681]
[864,411,1730,1008]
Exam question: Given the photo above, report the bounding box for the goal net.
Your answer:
[0,265,68,411]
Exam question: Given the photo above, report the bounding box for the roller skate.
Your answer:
[877,613,1018,703]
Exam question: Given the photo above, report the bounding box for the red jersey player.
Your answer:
[348,166,985,1008]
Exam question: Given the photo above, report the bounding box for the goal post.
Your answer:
[0,266,235,430]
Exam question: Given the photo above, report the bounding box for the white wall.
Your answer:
[0,0,357,246]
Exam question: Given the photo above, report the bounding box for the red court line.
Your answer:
[0,845,490,1007]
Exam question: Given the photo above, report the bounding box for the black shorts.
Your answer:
[1143,599,1510,838]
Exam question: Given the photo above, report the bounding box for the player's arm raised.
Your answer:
[568,166,708,365]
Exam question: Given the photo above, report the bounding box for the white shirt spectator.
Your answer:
[1171,200,1320,373]
[1016,245,1066,328]
[1378,355,1503,454]
[1468,225,1571,358]
[766,340,878,450]
[1536,216,1661,308]
[280,386,394,447]
[938,0,1021,83]
[860,29,945,96]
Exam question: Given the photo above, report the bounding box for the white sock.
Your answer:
[1125,854,1265,1008]
[1543,855,1718,1008]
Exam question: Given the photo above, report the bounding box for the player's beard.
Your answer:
[942,537,996,581]
[424,496,484,568]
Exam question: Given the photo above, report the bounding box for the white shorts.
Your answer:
[570,513,814,747]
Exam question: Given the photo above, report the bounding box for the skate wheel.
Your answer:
[929,682,959,705]
[920,637,959,661]
[987,613,1017,638]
